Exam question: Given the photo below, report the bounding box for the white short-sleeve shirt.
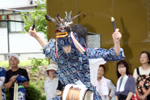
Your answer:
[44,78,59,100]
[133,66,150,79]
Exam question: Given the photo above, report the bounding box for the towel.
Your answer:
[116,75,128,92]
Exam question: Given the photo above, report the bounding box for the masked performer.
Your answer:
[29,11,125,100]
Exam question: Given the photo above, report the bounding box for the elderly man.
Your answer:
[4,54,29,100]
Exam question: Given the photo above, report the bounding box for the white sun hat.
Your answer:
[44,59,58,77]
[9,53,19,61]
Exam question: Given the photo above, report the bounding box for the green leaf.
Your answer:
[21,0,47,38]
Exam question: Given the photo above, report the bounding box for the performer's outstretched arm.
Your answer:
[112,28,122,56]
[28,27,57,61]
[87,28,124,61]
[28,27,48,48]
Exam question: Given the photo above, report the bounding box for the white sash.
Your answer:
[116,75,128,92]
[97,76,109,95]
[89,58,106,86]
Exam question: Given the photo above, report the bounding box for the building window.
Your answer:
[0,15,7,27]
[9,15,24,33]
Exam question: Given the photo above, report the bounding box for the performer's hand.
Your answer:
[29,27,48,48]
[29,27,38,38]
[112,28,122,43]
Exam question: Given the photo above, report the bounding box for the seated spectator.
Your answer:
[4,53,29,100]
[133,51,150,100]
[44,60,59,100]
[97,64,116,100]
[0,67,6,100]
[115,60,135,100]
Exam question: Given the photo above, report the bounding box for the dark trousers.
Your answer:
[9,93,28,100]
[118,94,127,100]
[9,93,13,100]
[147,94,150,99]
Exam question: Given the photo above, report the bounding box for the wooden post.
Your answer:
[13,82,18,100]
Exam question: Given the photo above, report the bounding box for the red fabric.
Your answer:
[131,92,139,100]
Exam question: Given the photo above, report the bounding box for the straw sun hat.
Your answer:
[44,59,58,77]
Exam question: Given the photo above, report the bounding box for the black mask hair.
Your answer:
[70,24,88,42]
[65,27,71,34]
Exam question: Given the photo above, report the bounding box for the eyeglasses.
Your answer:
[140,56,147,58]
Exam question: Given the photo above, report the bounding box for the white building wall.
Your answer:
[0,0,44,8]
[0,27,47,61]
[9,32,47,53]
[0,0,47,61]
[0,28,8,54]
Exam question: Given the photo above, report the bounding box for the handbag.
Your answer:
[131,92,139,100]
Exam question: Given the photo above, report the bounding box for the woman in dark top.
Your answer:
[115,60,135,100]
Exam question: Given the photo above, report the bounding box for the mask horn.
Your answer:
[68,10,72,22]
[45,14,59,25]
[71,14,85,20]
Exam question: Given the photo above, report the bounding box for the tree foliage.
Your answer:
[29,57,48,71]
[21,0,47,37]
[27,82,46,100]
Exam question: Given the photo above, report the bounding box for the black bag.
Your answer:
[118,94,127,100]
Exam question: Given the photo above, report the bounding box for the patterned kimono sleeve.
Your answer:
[0,67,6,87]
[87,47,125,61]
[43,39,57,62]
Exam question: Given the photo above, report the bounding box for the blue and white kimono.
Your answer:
[43,30,125,100]
[15,75,27,100]
[0,67,6,100]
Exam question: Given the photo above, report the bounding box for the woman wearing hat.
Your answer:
[44,60,59,100]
